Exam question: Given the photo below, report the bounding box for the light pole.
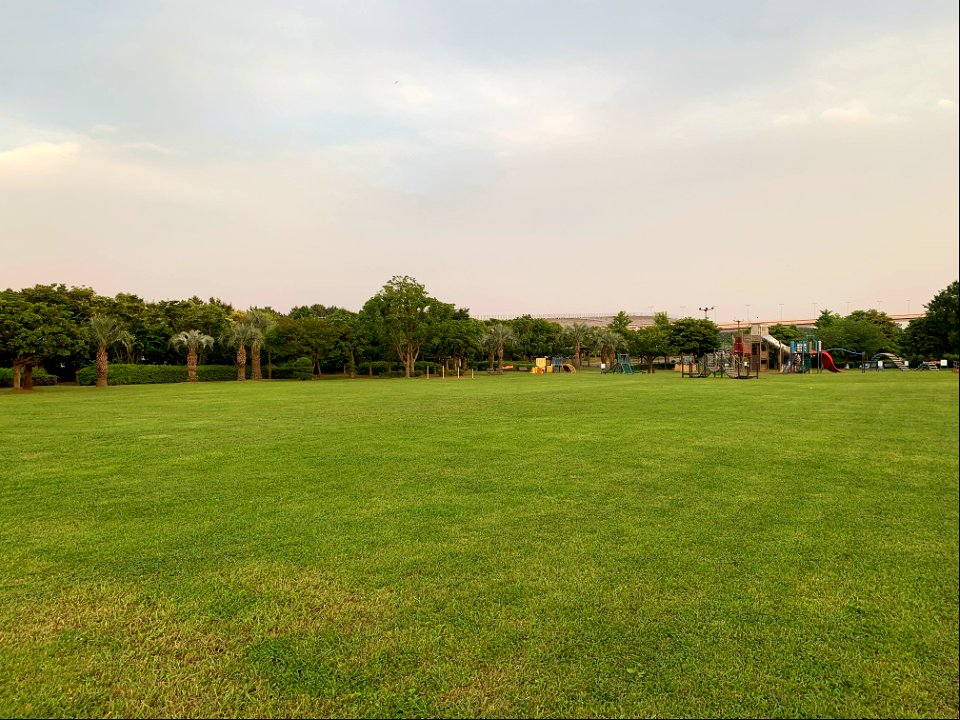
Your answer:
[699,306,714,320]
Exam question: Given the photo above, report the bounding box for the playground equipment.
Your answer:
[602,353,635,374]
[531,357,577,374]
[776,336,841,373]
[681,328,758,379]
[826,347,867,371]
[871,352,909,371]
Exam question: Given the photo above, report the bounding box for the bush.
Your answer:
[357,361,398,377]
[75,364,241,385]
[0,367,58,387]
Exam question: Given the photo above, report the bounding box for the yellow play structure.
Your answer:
[530,357,577,374]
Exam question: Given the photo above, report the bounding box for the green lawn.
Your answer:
[1,371,957,718]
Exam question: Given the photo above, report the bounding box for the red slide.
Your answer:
[818,351,841,372]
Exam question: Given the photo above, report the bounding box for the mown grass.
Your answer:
[0,371,957,718]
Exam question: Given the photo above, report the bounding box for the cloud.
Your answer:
[0,141,80,173]
[937,98,958,112]
[820,106,878,124]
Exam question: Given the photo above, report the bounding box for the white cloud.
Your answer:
[820,106,878,124]
[937,98,958,112]
[0,141,80,173]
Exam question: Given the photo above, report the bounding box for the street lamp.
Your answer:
[698,306,714,319]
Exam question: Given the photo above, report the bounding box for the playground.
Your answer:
[0,372,956,717]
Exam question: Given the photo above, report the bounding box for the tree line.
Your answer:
[1,277,956,389]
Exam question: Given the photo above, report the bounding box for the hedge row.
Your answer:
[0,367,58,387]
[356,360,441,377]
[76,364,241,385]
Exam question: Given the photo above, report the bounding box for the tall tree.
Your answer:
[85,315,130,388]
[846,309,901,353]
[0,290,81,390]
[631,313,674,373]
[483,323,516,372]
[564,322,591,368]
[919,281,959,356]
[597,328,625,367]
[608,311,633,335]
[327,309,363,378]
[361,276,436,378]
[245,309,277,380]
[220,322,261,381]
[670,318,722,359]
[169,330,214,382]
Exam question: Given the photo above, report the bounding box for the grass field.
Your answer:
[1,371,957,718]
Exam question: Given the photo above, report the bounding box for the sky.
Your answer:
[1,1,957,322]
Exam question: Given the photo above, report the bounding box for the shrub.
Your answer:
[0,367,58,387]
[357,361,398,377]
[75,364,241,385]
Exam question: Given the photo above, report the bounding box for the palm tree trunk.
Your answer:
[251,341,262,380]
[574,341,581,368]
[236,345,247,381]
[23,363,34,390]
[96,344,109,388]
[187,348,198,382]
[12,362,23,391]
[488,350,494,371]
[497,346,504,372]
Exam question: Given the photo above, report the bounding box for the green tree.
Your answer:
[289,304,338,320]
[426,307,484,373]
[597,328,625,367]
[670,318,722,359]
[169,330,214,382]
[564,322,591,368]
[507,315,565,359]
[327,308,363,377]
[245,309,277,380]
[220,322,262,381]
[86,315,130,388]
[769,323,804,345]
[608,311,633,335]
[361,276,437,378]
[632,313,674,373]
[819,317,886,358]
[919,281,959,357]
[0,290,82,390]
[847,309,901,353]
[483,323,516,372]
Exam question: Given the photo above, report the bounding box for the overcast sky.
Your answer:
[1,1,957,321]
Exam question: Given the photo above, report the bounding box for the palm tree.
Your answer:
[220,322,262,381]
[565,322,590,368]
[598,328,625,368]
[86,315,129,388]
[483,323,516,373]
[170,330,214,382]
[245,309,277,380]
[585,327,603,367]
